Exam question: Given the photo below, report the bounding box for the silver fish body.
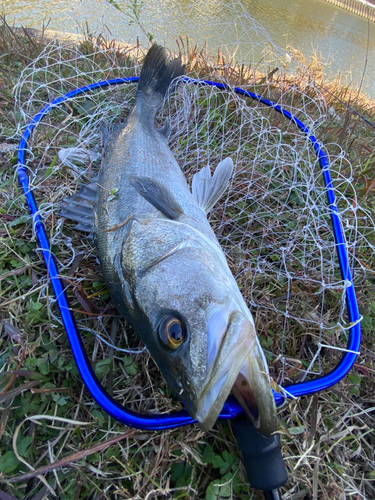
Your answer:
[62,45,277,434]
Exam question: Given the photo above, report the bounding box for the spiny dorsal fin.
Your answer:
[192,158,234,213]
[129,175,184,220]
[59,182,98,233]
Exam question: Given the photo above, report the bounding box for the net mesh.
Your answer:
[12,0,373,400]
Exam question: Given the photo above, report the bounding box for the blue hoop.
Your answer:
[17,76,361,429]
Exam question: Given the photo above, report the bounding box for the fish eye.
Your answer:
[159,316,186,350]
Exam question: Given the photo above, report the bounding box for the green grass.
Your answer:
[0,21,375,500]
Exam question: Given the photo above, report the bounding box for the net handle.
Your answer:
[16,76,361,430]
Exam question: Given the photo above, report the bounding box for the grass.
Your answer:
[0,20,375,500]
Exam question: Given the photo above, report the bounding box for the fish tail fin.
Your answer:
[138,44,185,99]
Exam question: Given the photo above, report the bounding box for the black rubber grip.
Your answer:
[232,420,288,491]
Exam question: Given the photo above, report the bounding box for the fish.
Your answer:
[60,44,277,435]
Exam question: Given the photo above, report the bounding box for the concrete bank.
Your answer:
[326,0,375,22]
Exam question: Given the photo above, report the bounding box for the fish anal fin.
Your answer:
[129,175,184,220]
[192,157,234,214]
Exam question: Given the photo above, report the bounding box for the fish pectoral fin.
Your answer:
[100,120,119,155]
[59,182,98,233]
[192,157,234,213]
[129,175,184,220]
[99,120,111,154]
[158,119,171,140]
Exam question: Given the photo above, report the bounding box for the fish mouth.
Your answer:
[193,310,277,435]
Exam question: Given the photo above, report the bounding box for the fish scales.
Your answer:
[95,94,224,314]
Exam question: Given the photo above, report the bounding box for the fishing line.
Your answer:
[16,75,361,430]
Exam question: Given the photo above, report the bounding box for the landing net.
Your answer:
[12,0,373,408]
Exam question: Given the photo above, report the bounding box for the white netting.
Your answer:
[13,0,374,391]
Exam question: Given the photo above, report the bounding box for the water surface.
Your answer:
[3,0,374,96]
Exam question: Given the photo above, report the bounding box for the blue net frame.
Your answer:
[16,77,361,430]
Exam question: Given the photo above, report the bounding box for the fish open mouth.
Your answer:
[193,310,277,435]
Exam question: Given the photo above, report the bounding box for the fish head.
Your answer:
[132,224,277,435]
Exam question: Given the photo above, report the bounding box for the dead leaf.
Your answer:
[0,380,42,404]
[74,290,93,314]
[2,321,24,345]
[1,370,46,381]
[103,213,133,232]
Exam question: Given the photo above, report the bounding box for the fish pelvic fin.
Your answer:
[59,182,98,234]
[129,175,184,219]
[192,158,234,213]
[138,44,185,99]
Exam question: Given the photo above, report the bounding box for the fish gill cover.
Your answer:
[4,0,375,497]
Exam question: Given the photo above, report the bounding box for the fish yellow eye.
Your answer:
[159,316,186,350]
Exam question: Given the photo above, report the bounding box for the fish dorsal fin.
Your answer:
[59,181,98,234]
[129,175,184,220]
[192,157,234,213]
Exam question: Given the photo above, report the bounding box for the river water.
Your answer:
[2,0,375,96]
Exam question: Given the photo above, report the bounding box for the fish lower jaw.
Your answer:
[193,374,234,432]
[193,360,278,435]
[192,326,278,435]
[192,321,256,431]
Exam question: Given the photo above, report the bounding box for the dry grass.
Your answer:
[0,20,375,500]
